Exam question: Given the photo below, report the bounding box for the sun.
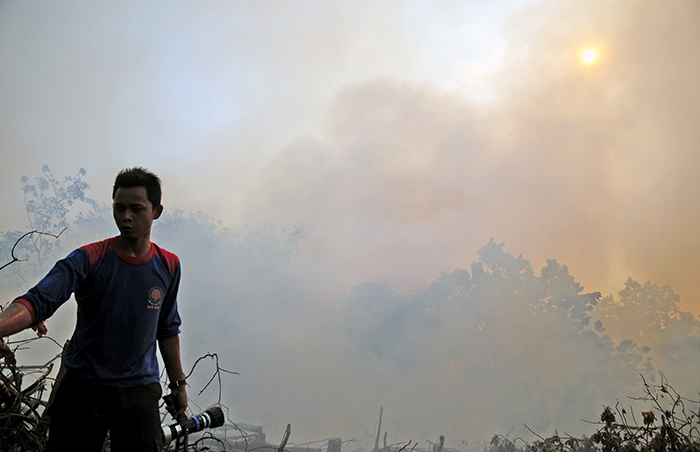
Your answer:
[582,49,597,64]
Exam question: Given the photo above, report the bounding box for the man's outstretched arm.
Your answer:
[0,302,33,338]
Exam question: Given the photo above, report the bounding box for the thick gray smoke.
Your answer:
[1,0,699,448]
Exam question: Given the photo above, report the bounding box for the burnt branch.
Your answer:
[0,228,67,272]
[185,352,239,402]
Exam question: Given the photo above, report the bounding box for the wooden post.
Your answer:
[435,436,445,452]
[278,424,291,452]
[374,407,383,452]
[328,438,342,452]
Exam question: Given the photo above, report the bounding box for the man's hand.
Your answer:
[166,385,188,417]
[158,334,187,417]
[31,321,48,337]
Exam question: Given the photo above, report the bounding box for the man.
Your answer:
[0,167,187,451]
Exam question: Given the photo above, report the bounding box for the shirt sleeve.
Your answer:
[12,298,36,324]
[16,249,90,324]
[157,259,182,340]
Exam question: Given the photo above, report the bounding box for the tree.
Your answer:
[594,278,700,395]
[342,239,662,437]
[0,166,98,293]
[535,259,600,333]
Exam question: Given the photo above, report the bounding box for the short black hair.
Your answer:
[112,167,162,207]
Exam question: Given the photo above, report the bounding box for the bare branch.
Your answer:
[185,352,239,403]
[0,228,67,272]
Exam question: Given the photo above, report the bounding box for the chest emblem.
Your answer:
[148,286,164,307]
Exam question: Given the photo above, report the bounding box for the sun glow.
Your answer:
[582,49,597,64]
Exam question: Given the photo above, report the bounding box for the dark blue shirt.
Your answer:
[17,237,182,387]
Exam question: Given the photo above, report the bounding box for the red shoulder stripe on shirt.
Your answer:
[80,237,119,265]
[152,243,179,273]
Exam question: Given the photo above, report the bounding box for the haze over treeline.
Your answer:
[2,167,698,446]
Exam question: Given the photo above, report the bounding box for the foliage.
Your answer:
[480,374,700,452]
[0,166,98,293]
[344,239,698,436]
[594,279,700,343]
[20,165,97,233]
[593,280,700,396]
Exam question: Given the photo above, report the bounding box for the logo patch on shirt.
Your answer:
[148,286,164,308]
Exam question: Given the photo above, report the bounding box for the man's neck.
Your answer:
[118,235,152,257]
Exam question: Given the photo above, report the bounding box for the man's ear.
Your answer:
[154,204,164,220]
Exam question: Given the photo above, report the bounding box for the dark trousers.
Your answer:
[46,379,163,452]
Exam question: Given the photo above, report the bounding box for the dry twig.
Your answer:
[0,228,67,272]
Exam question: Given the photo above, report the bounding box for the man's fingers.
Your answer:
[31,321,48,337]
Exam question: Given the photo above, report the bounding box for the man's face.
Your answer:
[112,186,163,240]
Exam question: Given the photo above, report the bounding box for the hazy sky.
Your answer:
[1,0,699,443]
